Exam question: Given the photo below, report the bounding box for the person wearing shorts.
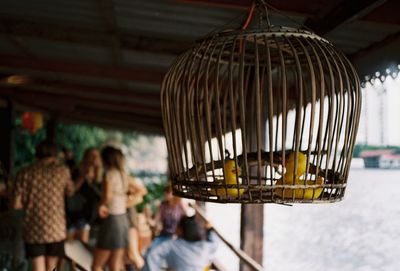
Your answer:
[13,140,74,271]
[92,146,130,271]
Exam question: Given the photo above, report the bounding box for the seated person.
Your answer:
[142,215,218,271]
[149,184,185,248]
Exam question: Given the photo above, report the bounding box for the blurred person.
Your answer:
[125,175,147,270]
[149,184,185,249]
[0,160,9,212]
[61,147,79,180]
[13,140,74,271]
[66,148,102,243]
[142,215,218,271]
[92,146,129,271]
[137,203,156,253]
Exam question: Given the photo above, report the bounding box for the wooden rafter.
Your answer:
[350,30,400,61]
[0,22,33,57]
[304,0,388,35]
[3,79,161,105]
[10,96,163,133]
[0,54,165,83]
[0,88,161,117]
[5,90,163,133]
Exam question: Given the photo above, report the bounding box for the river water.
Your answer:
[206,169,400,271]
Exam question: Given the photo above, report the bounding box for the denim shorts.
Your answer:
[67,218,90,232]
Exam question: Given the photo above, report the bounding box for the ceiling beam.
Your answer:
[0,85,160,107]
[0,18,191,55]
[0,78,161,105]
[304,0,388,36]
[0,87,161,117]
[9,96,163,134]
[0,22,34,57]
[6,92,163,132]
[349,30,400,61]
[0,54,165,83]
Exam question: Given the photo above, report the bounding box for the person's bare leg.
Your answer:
[108,249,125,271]
[127,227,144,269]
[45,256,59,271]
[57,258,65,271]
[31,256,46,271]
[92,249,111,271]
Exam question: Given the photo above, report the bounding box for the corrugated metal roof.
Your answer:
[21,37,113,64]
[115,0,243,40]
[0,38,19,54]
[326,21,399,54]
[0,0,104,29]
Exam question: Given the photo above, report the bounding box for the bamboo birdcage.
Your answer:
[161,4,362,204]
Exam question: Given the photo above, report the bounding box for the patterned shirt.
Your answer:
[14,160,71,244]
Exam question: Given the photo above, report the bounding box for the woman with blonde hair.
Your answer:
[92,146,129,271]
[66,147,102,243]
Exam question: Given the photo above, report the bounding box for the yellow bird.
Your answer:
[210,160,245,199]
[284,152,308,180]
[274,152,324,200]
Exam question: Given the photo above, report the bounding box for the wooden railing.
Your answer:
[190,204,264,271]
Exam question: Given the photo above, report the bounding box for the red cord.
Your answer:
[241,0,256,30]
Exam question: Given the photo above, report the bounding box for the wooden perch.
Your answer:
[185,150,342,182]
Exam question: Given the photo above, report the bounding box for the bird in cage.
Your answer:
[210,159,245,199]
[274,152,324,200]
[284,152,308,180]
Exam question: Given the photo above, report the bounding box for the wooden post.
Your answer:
[240,70,265,271]
[46,117,57,143]
[0,98,15,175]
[240,204,264,271]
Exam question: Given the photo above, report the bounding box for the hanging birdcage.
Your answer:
[161,1,361,204]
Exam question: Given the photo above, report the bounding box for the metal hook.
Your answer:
[256,0,271,28]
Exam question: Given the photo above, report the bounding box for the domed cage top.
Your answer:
[161,25,362,204]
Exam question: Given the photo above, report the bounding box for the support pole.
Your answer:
[46,117,57,143]
[240,70,265,271]
[0,98,15,175]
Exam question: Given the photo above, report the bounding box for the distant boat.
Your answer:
[359,150,400,169]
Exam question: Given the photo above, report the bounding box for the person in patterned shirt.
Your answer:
[13,140,74,271]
